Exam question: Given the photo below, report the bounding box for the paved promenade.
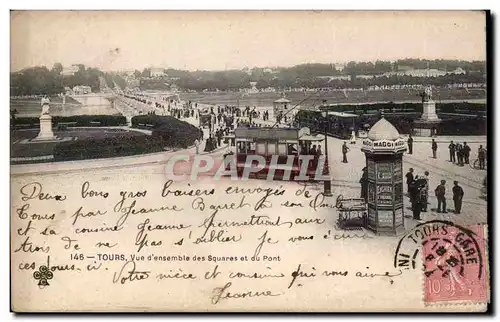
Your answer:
[321,135,487,229]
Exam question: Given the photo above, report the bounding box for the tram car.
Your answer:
[223,126,328,181]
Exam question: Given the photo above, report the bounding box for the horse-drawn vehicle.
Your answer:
[199,112,214,128]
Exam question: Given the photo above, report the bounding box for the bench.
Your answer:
[57,122,77,131]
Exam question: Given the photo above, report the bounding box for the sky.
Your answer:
[10,10,487,72]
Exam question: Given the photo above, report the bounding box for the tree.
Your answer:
[141,68,151,78]
[51,62,63,75]
[133,70,142,78]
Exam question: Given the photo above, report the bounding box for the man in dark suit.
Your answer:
[431,139,438,159]
[452,181,464,214]
[434,180,447,213]
[448,141,456,163]
[405,168,414,195]
[463,142,471,164]
[342,142,350,163]
[407,134,413,154]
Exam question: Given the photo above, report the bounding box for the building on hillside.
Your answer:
[242,67,252,75]
[64,86,72,95]
[263,68,278,74]
[334,63,345,72]
[396,65,413,71]
[317,75,352,81]
[123,70,136,77]
[150,68,166,78]
[381,69,447,78]
[62,65,80,76]
[127,79,140,88]
[73,85,92,95]
[405,69,447,77]
[260,87,276,93]
[450,67,466,75]
[356,74,376,80]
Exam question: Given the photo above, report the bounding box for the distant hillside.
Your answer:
[178,87,486,108]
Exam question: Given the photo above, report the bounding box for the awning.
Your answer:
[299,135,325,141]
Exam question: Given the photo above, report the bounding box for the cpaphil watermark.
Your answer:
[165,154,330,182]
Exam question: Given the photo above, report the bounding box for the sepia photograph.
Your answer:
[9,10,490,313]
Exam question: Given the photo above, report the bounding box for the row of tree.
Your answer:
[135,60,486,81]
[133,60,486,91]
[165,72,485,92]
[11,59,486,96]
[11,63,128,96]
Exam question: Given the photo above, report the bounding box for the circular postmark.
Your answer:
[393,220,488,303]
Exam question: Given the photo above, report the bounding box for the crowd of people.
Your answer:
[407,134,487,170]
[405,168,465,221]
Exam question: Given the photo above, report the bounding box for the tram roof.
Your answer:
[327,111,359,118]
[234,126,323,141]
[234,127,299,140]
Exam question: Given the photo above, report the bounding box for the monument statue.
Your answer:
[41,96,50,115]
[34,95,56,141]
[414,84,440,137]
[421,86,433,103]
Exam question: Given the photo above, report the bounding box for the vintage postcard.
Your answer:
[10,10,490,312]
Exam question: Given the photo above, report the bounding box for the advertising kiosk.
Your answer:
[361,117,406,236]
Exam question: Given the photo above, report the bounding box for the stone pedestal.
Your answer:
[421,100,440,121]
[34,114,56,141]
[414,100,441,137]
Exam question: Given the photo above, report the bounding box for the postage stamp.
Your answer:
[423,224,489,304]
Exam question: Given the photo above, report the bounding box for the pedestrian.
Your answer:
[452,181,464,214]
[412,186,423,221]
[478,145,486,170]
[407,134,413,154]
[422,171,430,212]
[360,167,368,203]
[448,141,456,163]
[409,176,418,204]
[217,131,222,147]
[456,143,464,166]
[194,138,200,154]
[317,145,322,155]
[463,142,471,164]
[434,180,447,213]
[342,142,350,163]
[431,139,437,159]
[310,144,317,155]
[405,168,414,195]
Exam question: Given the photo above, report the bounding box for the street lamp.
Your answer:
[319,105,332,197]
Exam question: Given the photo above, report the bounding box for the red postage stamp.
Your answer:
[423,224,489,304]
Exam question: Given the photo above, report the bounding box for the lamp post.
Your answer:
[320,106,332,197]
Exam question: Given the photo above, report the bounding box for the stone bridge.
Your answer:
[69,93,117,106]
